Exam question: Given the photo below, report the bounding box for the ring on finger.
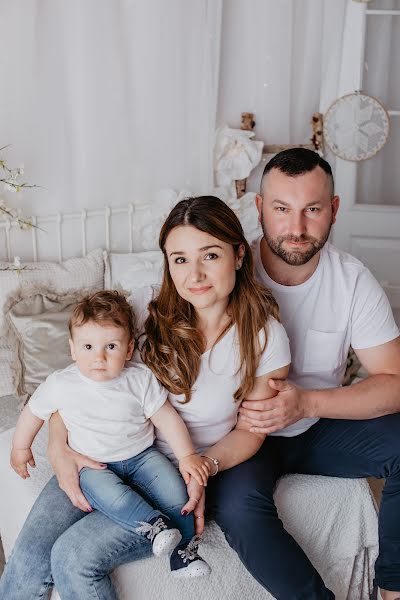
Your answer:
[196,516,203,519]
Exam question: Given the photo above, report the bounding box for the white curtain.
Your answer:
[217,0,348,192]
[0,0,222,215]
[0,0,362,219]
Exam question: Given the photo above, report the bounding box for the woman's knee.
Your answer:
[50,534,77,579]
[51,531,101,597]
[50,524,95,580]
[0,542,53,600]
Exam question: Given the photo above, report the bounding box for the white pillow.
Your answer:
[104,251,164,294]
[0,249,104,397]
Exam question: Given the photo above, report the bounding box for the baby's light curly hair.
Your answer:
[69,290,136,341]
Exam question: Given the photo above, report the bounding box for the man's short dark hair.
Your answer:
[260,148,334,194]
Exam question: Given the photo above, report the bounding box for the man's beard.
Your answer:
[262,224,332,266]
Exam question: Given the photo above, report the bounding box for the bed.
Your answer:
[0,199,379,599]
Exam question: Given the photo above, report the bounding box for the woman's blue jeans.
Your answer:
[80,445,193,544]
[0,446,192,600]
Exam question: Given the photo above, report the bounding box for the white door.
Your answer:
[330,0,400,326]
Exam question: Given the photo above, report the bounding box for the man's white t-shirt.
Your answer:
[29,363,167,462]
[252,236,400,437]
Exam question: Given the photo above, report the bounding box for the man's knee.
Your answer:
[374,414,400,472]
[211,472,277,531]
[227,488,276,518]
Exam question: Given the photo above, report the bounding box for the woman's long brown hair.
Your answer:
[140,196,280,403]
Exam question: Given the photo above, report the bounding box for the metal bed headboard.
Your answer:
[0,203,153,262]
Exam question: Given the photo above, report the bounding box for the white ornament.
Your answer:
[214,126,263,186]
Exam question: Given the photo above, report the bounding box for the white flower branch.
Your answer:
[0,255,36,273]
[0,145,41,231]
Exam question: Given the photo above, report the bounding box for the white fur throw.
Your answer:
[0,421,378,600]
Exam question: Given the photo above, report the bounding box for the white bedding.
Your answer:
[0,417,378,600]
[0,395,21,434]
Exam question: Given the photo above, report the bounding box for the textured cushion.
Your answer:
[0,395,20,434]
[6,289,89,397]
[104,251,164,294]
[0,250,104,397]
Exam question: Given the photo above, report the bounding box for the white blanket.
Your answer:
[0,417,378,599]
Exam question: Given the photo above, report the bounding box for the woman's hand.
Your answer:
[48,441,106,512]
[181,477,206,535]
[47,411,106,512]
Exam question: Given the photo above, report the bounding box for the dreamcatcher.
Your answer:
[323,92,390,162]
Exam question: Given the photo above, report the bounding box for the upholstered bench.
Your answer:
[0,416,378,600]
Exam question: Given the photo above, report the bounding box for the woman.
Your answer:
[0,196,290,599]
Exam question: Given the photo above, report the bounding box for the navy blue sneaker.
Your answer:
[135,515,182,557]
[170,535,211,579]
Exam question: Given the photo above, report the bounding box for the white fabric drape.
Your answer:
[0,0,222,215]
[217,0,348,192]
[1,0,379,219]
[218,0,325,146]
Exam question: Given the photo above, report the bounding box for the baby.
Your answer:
[11,290,211,578]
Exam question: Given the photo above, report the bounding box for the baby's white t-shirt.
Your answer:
[252,236,400,437]
[28,363,167,462]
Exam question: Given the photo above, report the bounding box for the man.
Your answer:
[209,148,400,600]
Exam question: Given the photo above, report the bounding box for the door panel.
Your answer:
[330,1,400,323]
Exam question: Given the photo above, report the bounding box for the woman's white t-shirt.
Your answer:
[156,320,290,463]
[130,285,291,464]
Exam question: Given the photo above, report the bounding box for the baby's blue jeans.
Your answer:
[80,445,193,544]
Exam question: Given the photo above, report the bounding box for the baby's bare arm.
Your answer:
[150,401,210,485]
[151,401,195,460]
[11,405,44,478]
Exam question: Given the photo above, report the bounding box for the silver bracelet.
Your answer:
[201,455,219,476]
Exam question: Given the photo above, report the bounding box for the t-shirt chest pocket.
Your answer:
[302,329,347,373]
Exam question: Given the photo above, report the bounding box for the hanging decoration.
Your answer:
[323,92,390,162]
[214,124,264,196]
